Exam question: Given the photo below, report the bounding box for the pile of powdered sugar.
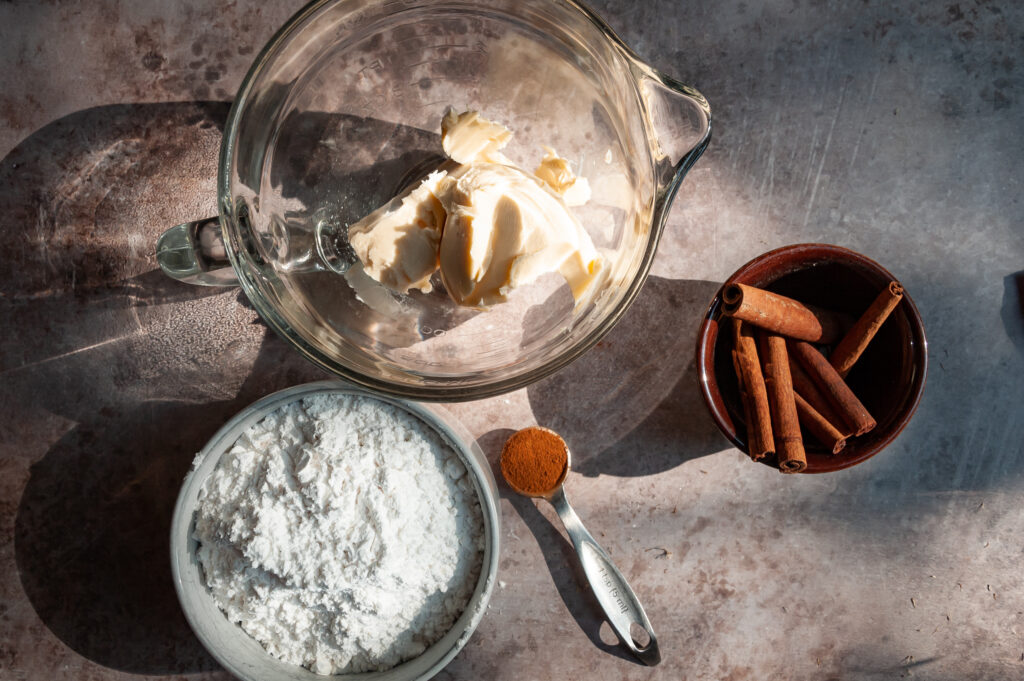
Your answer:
[192,393,485,674]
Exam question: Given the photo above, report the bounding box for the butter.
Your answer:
[534,146,592,207]
[348,110,603,308]
[437,163,602,308]
[441,110,512,165]
[348,170,447,293]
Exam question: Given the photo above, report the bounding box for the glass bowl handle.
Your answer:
[156,217,239,286]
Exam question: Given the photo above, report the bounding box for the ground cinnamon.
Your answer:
[722,283,850,344]
[758,331,806,473]
[500,427,569,496]
[829,281,904,377]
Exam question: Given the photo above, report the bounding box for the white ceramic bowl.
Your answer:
[170,381,501,681]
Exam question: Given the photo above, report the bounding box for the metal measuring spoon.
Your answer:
[500,427,661,666]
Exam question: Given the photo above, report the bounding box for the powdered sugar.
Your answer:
[192,393,484,674]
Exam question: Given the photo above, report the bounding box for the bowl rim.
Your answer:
[695,243,928,473]
[169,380,501,681]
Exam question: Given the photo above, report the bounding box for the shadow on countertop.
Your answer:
[526,275,729,477]
[12,331,323,675]
[1,100,325,675]
[1002,270,1024,362]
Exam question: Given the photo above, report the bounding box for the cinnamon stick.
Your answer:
[732,346,756,451]
[789,340,876,436]
[829,281,904,377]
[788,357,853,437]
[730,319,774,461]
[794,391,848,454]
[722,283,850,344]
[758,331,806,474]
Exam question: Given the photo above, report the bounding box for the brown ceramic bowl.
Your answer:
[695,243,927,473]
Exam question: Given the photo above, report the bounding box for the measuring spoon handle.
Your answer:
[550,488,661,666]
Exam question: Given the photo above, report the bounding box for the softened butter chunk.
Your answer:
[348,110,603,308]
[437,163,602,308]
[348,170,448,293]
[441,110,513,165]
[533,146,592,207]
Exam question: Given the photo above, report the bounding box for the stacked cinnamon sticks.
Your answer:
[724,280,904,473]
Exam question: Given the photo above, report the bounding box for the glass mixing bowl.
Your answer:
[157,0,711,400]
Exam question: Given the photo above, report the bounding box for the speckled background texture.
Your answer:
[2,1,1023,680]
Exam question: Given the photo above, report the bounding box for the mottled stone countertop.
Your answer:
[2,1,1023,680]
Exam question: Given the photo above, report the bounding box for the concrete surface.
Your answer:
[1,1,1023,680]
